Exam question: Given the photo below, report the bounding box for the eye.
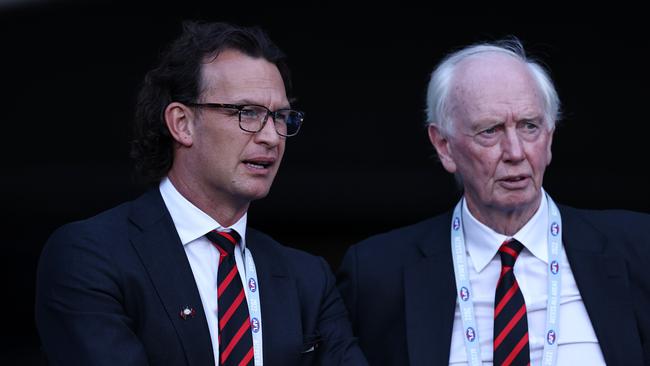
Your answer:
[219,106,240,116]
[524,121,539,130]
[469,124,503,146]
[240,106,263,119]
[518,119,542,135]
[273,111,289,123]
[478,124,501,136]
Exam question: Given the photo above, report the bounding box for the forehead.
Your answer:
[199,49,288,103]
[450,53,543,121]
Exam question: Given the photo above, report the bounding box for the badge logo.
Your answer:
[550,260,559,274]
[248,278,257,292]
[453,217,460,231]
[251,317,261,333]
[550,222,560,236]
[465,327,476,342]
[179,306,196,320]
[547,329,556,345]
[459,286,470,301]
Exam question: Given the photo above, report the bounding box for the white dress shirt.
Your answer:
[448,192,606,365]
[159,177,249,366]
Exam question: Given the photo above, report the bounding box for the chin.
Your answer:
[243,186,273,202]
[237,176,276,199]
[497,191,539,210]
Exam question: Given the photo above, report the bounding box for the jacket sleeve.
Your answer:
[35,223,150,366]
[313,255,368,366]
[336,245,359,336]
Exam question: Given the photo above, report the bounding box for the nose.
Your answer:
[501,127,524,162]
[253,114,282,147]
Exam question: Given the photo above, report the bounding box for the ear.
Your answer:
[428,124,457,173]
[165,102,194,147]
[546,125,555,166]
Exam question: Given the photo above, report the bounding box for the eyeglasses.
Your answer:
[187,103,304,137]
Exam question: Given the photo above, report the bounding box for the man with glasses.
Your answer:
[36,21,367,366]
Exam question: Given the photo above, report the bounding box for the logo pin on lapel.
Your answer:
[179,306,196,320]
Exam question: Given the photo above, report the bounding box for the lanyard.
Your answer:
[241,246,264,366]
[450,193,562,366]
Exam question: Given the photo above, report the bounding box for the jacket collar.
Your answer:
[404,211,457,365]
[560,205,643,365]
[128,189,215,366]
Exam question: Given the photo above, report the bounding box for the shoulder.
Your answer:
[40,192,152,270]
[46,201,132,249]
[560,204,650,238]
[246,228,330,275]
[37,199,141,302]
[44,188,162,250]
[560,205,650,263]
[246,228,336,302]
[335,212,452,280]
[347,212,452,259]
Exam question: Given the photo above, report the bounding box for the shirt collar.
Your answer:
[159,177,248,247]
[463,190,549,273]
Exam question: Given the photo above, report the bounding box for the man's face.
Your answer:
[178,49,288,208]
[431,54,554,219]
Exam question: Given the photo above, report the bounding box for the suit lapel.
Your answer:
[245,230,301,366]
[128,189,215,366]
[561,207,643,365]
[404,213,457,366]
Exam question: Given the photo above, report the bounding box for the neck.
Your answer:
[168,173,249,228]
[465,197,541,236]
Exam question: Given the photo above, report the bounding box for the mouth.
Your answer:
[242,158,275,170]
[497,175,530,188]
[501,176,527,182]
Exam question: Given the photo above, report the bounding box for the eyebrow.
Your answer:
[469,119,503,131]
[232,99,292,110]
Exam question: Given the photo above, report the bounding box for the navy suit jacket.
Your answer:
[337,205,650,366]
[36,189,367,366]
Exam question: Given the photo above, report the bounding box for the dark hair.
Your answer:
[131,21,293,184]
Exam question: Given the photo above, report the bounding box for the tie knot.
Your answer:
[206,229,241,256]
[498,239,524,267]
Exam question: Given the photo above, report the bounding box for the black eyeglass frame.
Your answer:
[186,102,304,137]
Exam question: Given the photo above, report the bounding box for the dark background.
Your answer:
[2,1,649,364]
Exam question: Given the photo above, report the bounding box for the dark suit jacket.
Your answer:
[337,205,650,366]
[36,189,367,366]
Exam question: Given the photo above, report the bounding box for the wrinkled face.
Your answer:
[180,49,288,207]
[430,53,554,217]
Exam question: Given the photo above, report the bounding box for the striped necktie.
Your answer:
[206,229,254,366]
[493,239,530,366]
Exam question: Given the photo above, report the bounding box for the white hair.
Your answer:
[425,38,561,135]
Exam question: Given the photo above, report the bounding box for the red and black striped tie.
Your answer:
[493,239,530,366]
[206,229,254,366]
